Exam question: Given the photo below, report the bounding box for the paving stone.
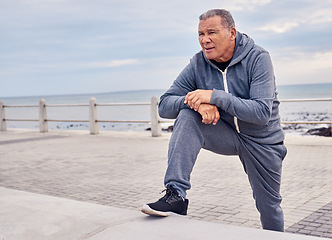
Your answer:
[309,222,322,227]
[324,233,332,238]
[299,229,312,234]
[311,232,324,237]
[287,228,300,233]
[286,201,332,238]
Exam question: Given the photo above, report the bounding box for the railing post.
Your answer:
[330,97,332,133]
[151,96,161,137]
[39,99,48,133]
[0,100,7,131]
[89,97,99,135]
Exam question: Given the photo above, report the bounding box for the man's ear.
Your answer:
[230,27,236,41]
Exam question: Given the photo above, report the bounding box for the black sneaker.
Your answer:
[141,185,189,217]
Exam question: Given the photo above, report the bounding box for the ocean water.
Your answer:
[277,83,332,99]
[1,83,331,134]
[277,83,332,135]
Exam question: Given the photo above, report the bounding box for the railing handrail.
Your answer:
[46,103,89,107]
[279,98,332,102]
[2,102,152,108]
[3,105,39,108]
[281,121,332,124]
[1,97,331,135]
[4,119,39,122]
[2,98,331,108]
[97,102,151,106]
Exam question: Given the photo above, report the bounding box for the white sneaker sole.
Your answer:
[141,204,171,217]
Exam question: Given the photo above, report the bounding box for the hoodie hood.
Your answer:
[230,31,255,67]
[202,31,255,68]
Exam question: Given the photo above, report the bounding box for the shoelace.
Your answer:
[159,187,184,203]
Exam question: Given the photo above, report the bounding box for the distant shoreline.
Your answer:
[3,122,331,137]
[1,82,332,99]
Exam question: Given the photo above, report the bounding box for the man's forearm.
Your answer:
[159,95,189,119]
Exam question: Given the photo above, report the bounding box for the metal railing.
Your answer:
[0,97,161,136]
[0,97,331,136]
[279,98,332,126]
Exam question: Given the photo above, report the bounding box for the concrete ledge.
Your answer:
[0,187,329,240]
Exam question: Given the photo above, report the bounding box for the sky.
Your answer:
[1,0,332,97]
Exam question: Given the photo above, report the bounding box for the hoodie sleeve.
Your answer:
[210,51,275,126]
[158,61,197,119]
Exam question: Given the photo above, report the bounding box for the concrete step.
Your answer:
[0,187,329,240]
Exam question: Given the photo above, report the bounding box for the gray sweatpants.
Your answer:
[164,109,287,231]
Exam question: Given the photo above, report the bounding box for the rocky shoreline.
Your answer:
[158,125,332,137]
[305,127,331,137]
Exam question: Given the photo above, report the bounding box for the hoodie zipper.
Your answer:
[220,68,240,133]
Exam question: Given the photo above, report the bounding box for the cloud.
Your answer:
[0,57,139,78]
[309,8,332,24]
[226,0,272,11]
[1,0,332,97]
[272,49,332,85]
[87,59,138,68]
[256,2,332,34]
[257,21,300,34]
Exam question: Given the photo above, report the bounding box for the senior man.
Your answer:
[141,9,287,232]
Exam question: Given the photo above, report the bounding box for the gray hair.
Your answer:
[199,9,235,30]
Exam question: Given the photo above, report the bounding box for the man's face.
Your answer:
[198,15,236,62]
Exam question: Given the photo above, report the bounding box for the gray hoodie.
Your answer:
[159,31,284,144]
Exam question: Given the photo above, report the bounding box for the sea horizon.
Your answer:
[1,82,332,101]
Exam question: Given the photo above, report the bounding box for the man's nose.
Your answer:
[201,36,211,44]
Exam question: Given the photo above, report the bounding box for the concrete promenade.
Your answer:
[0,129,331,239]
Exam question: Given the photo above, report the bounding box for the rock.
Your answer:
[145,125,174,132]
[163,125,173,132]
[306,127,331,137]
